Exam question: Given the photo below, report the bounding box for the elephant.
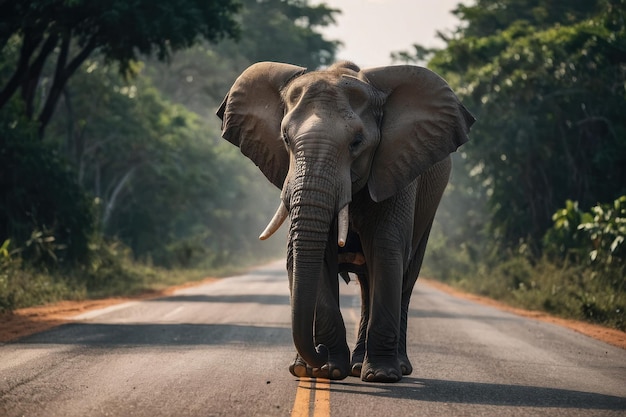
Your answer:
[217,61,474,382]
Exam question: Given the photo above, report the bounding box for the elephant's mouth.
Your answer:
[259,200,350,247]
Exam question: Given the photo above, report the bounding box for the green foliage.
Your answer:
[425,246,625,331]
[0,0,342,312]
[417,0,626,330]
[546,196,626,266]
[0,0,240,136]
[420,0,626,250]
[451,0,602,38]
[144,0,340,118]
[0,237,84,312]
[580,196,626,265]
[0,0,241,73]
[484,255,624,330]
[426,195,626,330]
[543,200,595,262]
[0,237,251,313]
[222,0,340,69]
[0,108,95,265]
[42,58,285,268]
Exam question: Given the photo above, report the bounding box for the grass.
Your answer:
[0,240,279,313]
[423,247,625,331]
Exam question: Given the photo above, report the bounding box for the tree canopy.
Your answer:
[0,0,240,137]
[401,0,626,250]
[1,0,340,269]
[393,0,625,329]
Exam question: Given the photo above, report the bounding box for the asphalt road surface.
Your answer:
[1,260,625,416]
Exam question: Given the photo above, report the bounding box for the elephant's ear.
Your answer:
[362,65,475,202]
[217,62,306,188]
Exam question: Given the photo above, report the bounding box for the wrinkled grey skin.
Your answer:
[217,61,474,382]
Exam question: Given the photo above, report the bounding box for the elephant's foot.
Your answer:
[351,355,409,379]
[349,347,365,377]
[361,356,402,383]
[289,355,312,378]
[350,361,363,378]
[399,353,413,375]
[288,351,350,380]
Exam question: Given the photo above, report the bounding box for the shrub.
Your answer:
[0,110,95,266]
[544,196,626,270]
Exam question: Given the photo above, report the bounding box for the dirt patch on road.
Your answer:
[0,277,218,343]
[1,276,624,350]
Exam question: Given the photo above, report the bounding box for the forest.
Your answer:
[1,0,624,330]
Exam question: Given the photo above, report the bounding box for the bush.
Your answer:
[424,197,625,331]
[0,110,95,266]
[544,196,626,268]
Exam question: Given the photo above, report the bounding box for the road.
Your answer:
[1,260,625,416]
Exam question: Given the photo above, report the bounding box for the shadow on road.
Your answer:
[12,322,292,347]
[329,377,626,410]
[147,294,290,305]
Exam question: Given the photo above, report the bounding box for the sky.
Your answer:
[318,0,466,68]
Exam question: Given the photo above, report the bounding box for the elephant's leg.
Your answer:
[337,231,370,377]
[361,250,404,382]
[398,158,451,375]
[398,220,433,376]
[353,185,416,383]
[398,289,413,375]
[350,272,369,377]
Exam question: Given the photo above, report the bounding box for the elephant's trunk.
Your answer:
[288,167,338,368]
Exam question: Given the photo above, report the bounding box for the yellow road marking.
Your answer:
[313,378,330,417]
[291,378,312,417]
[291,377,331,417]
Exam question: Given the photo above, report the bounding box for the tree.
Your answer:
[224,0,340,69]
[0,0,340,269]
[42,56,284,267]
[0,109,94,264]
[144,0,341,118]
[0,0,240,138]
[399,0,626,251]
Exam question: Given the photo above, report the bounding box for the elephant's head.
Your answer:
[217,61,474,368]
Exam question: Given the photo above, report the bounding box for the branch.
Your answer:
[21,32,60,118]
[0,30,42,109]
[102,167,137,230]
[38,36,96,139]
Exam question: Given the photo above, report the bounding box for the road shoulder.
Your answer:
[1,276,624,350]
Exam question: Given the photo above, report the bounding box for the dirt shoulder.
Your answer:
[1,276,624,349]
[0,277,218,343]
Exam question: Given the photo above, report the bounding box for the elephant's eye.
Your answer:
[350,134,364,152]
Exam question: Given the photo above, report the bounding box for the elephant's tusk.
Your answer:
[338,204,349,247]
[259,201,288,240]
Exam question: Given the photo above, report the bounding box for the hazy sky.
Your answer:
[319,0,466,68]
